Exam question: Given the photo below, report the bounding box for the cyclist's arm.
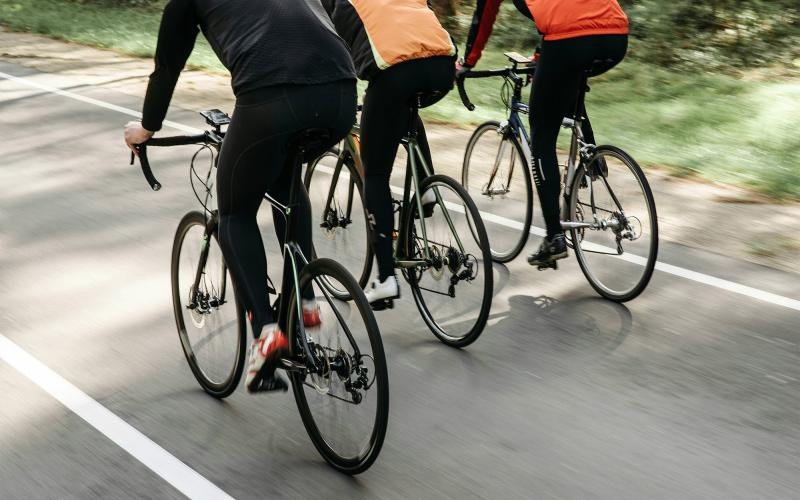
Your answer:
[463,0,503,67]
[320,0,358,50]
[141,0,199,132]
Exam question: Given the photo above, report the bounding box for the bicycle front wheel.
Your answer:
[402,175,493,348]
[568,146,658,302]
[305,150,372,300]
[288,258,388,475]
[462,121,533,263]
[171,211,246,398]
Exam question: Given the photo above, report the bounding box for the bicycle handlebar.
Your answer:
[456,64,536,111]
[130,133,211,191]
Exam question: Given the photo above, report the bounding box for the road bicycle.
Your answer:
[131,110,388,474]
[457,52,658,302]
[304,96,493,347]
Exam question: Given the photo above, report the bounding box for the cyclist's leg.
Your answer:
[361,56,455,283]
[412,56,454,176]
[218,82,355,391]
[216,96,291,338]
[529,39,581,240]
[578,34,628,146]
[217,82,355,337]
[361,73,411,282]
[269,81,356,306]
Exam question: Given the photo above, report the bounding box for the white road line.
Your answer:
[0,333,233,500]
[0,70,202,134]
[314,166,800,313]
[3,70,800,314]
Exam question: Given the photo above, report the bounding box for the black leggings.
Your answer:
[361,56,454,280]
[529,34,628,238]
[216,80,356,337]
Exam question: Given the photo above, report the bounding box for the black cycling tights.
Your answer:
[530,34,628,238]
[217,80,356,337]
[361,56,454,281]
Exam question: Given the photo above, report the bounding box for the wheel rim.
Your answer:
[305,154,370,297]
[406,179,491,344]
[292,267,385,465]
[175,221,241,388]
[463,123,531,261]
[570,150,657,299]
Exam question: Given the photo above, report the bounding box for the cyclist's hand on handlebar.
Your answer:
[124,121,154,155]
[455,58,472,81]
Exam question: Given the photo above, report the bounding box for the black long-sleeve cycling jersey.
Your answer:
[141,0,355,132]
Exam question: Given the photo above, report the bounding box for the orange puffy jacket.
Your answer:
[464,0,628,66]
[323,0,456,80]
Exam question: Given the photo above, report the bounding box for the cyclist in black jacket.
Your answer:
[124,0,357,392]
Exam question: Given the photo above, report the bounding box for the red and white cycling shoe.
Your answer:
[246,324,289,393]
[302,298,321,328]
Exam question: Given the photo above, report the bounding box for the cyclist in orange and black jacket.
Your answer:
[322,0,457,309]
[460,0,629,268]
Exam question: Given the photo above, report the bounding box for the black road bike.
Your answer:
[132,110,388,474]
[457,52,658,302]
[304,98,493,347]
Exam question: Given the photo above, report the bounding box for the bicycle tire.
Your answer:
[288,258,388,474]
[171,211,246,398]
[305,149,373,300]
[462,121,533,263]
[401,175,493,348]
[568,146,658,302]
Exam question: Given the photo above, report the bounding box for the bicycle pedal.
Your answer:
[370,298,394,311]
[250,373,288,393]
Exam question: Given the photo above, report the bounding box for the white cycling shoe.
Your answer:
[364,276,400,311]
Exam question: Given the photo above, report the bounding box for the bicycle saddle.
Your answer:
[287,128,333,162]
[411,90,447,110]
[586,58,617,77]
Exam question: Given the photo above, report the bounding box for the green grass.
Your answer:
[2,0,799,199]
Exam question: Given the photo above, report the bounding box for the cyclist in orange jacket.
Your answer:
[323,0,457,308]
[460,0,629,268]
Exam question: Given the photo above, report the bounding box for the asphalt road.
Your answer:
[1,60,799,499]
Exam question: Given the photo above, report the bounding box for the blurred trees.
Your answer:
[71,0,799,70]
[442,0,800,70]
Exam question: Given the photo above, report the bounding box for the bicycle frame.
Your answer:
[141,132,365,376]
[322,116,469,271]
[266,158,365,373]
[394,134,467,268]
[464,64,621,235]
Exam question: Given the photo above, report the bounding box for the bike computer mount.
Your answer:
[505,51,533,67]
[200,109,230,132]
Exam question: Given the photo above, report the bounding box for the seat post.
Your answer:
[407,98,421,139]
[572,72,590,122]
[282,146,305,246]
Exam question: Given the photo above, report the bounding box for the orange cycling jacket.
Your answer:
[323,0,456,80]
[464,0,629,67]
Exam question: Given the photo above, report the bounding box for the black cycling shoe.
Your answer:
[250,373,289,393]
[589,157,609,181]
[527,233,568,270]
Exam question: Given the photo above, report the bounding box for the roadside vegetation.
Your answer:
[1,0,798,199]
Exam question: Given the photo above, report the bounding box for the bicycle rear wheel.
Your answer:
[171,211,246,398]
[462,121,533,263]
[288,258,388,475]
[402,175,493,348]
[305,150,372,300]
[568,146,658,302]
